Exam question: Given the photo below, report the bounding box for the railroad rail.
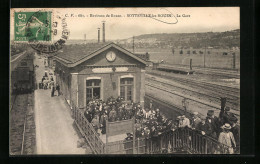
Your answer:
[10,93,36,155]
[146,76,239,110]
[158,64,240,79]
[10,94,29,155]
[146,71,240,109]
[145,82,240,118]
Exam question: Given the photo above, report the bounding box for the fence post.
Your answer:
[137,138,139,154]
[160,135,163,151]
[205,138,208,154]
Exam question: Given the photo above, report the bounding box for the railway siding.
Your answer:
[9,93,36,155]
[146,71,240,109]
[146,75,240,110]
[158,64,240,79]
[10,94,28,155]
[23,93,36,154]
[145,84,240,124]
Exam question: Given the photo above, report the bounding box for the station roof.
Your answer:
[54,42,147,67]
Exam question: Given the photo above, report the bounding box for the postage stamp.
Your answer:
[14,11,52,42]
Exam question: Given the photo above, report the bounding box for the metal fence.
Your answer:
[106,138,146,154]
[71,101,105,154]
[147,127,232,154]
[70,101,231,154]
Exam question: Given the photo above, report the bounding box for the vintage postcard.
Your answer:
[10,7,240,155]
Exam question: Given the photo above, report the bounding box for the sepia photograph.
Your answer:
[9,7,240,155]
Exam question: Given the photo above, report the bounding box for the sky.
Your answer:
[10,7,240,40]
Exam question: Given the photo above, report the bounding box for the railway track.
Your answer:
[145,82,240,118]
[146,72,240,111]
[159,64,240,79]
[146,71,240,107]
[146,76,239,109]
[10,93,36,155]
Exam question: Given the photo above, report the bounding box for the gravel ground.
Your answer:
[23,93,37,155]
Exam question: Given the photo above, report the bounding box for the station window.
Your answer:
[86,79,101,103]
[120,78,133,101]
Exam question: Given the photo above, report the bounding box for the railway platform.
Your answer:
[34,52,85,154]
[34,89,85,154]
[156,64,195,75]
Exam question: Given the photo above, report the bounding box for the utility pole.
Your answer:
[102,21,105,43]
[133,36,135,54]
[204,37,207,68]
[97,28,100,43]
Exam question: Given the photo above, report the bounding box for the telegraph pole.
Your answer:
[204,37,207,68]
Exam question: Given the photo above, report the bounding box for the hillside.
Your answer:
[116,29,240,49]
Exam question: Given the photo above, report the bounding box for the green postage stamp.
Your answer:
[14,11,52,42]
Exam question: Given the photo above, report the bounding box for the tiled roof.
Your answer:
[55,42,111,63]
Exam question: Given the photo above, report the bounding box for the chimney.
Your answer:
[102,21,105,43]
[97,28,100,43]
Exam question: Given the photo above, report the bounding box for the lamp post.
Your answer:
[182,98,189,115]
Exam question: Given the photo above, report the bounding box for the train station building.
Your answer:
[54,42,147,108]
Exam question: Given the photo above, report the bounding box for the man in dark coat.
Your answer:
[221,107,232,125]
[230,115,240,153]
[84,110,92,123]
[198,118,215,154]
[56,84,60,96]
[206,110,219,138]
[117,107,123,121]
[42,76,45,83]
[155,109,163,123]
[124,133,134,154]
[109,108,117,122]
[100,112,108,134]
[191,112,201,130]
[197,118,212,136]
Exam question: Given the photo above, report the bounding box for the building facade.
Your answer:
[54,43,146,108]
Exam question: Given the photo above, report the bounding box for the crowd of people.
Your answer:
[82,97,239,154]
[39,71,60,97]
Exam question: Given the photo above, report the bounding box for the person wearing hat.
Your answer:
[91,115,100,133]
[221,107,232,125]
[125,133,133,141]
[176,116,182,128]
[124,132,134,154]
[191,111,201,130]
[116,106,123,121]
[84,109,92,123]
[149,100,153,110]
[206,110,218,139]
[135,125,143,138]
[143,127,150,139]
[230,115,240,153]
[100,112,108,134]
[218,123,236,154]
[109,107,117,122]
[155,109,163,123]
[197,118,212,136]
[180,115,190,128]
[144,108,151,119]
